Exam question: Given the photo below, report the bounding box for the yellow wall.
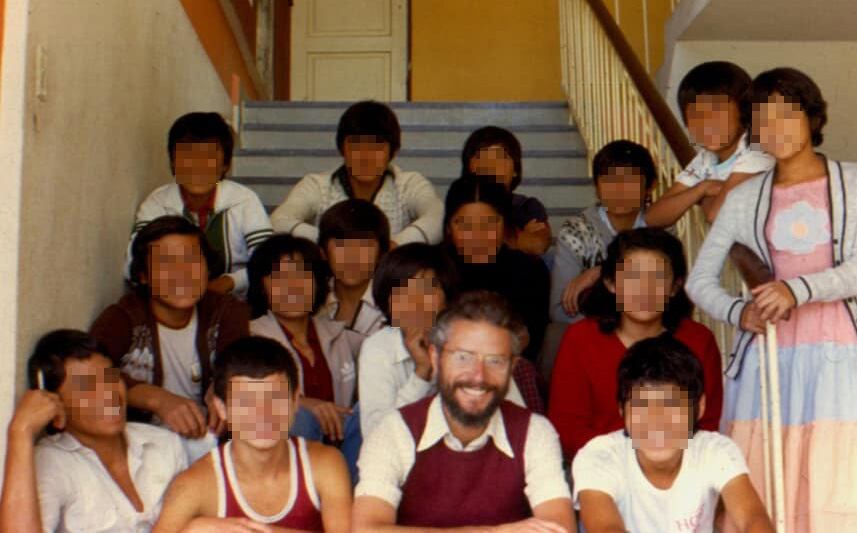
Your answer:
[410,0,564,101]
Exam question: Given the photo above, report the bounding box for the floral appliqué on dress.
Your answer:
[769,200,830,255]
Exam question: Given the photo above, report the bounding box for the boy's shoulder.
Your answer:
[574,429,629,467]
[216,179,266,206]
[558,208,600,249]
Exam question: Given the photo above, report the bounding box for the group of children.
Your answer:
[0,60,853,532]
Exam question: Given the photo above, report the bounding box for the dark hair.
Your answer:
[318,199,391,255]
[247,234,331,319]
[335,100,401,156]
[580,228,693,333]
[677,61,752,122]
[28,330,109,393]
[461,126,524,190]
[128,216,217,298]
[168,112,234,174]
[443,174,513,236]
[617,334,705,433]
[591,140,657,190]
[372,243,460,323]
[213,336,299,400]
[429,290,525,357]
[745,67,828,147]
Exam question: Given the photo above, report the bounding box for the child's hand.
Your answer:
[8,390,65,439]
[403,327,433,381]
[701,179,724,198]
[740,302,766,334]
[751,281,797,322]
[154,390,208,439]
[207,275,235,295]
[516,220,552,255]
[562,266,601,316]
[203,385,226,435]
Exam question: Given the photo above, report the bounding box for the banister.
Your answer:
[584,0,695,166]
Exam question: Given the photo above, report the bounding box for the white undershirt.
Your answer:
[157,310,202,404]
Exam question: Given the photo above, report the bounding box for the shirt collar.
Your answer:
[47,423,150,461]
[597,206,647,234]
[416,395,514,459]
[322,279,376,315]
[392,327,412,364]
[332,165,395,201]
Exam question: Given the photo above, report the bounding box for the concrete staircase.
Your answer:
[231,101,595,231]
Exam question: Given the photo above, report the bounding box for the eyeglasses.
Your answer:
[443,349,512,372]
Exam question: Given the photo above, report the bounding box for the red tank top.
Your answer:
[211,437,323,531]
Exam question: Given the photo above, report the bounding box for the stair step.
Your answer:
[233,157,588,180]
[243,101,571,127]
[241,126,583,152]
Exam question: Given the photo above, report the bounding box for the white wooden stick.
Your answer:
[766,321,787,533]
[757,332,774,516]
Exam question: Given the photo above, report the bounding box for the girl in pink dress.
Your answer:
[687,67,857,531]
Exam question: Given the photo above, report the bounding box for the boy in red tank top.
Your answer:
[154,336,352,532]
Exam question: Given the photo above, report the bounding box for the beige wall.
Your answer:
[664,40,857,162]
[410,0,564,101]
[3,0,231,412]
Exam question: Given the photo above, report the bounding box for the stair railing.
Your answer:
[558,0,739,355]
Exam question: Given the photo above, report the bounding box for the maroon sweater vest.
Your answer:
[396,395,533,527]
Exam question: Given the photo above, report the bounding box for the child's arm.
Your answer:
[701,172,757,223]
[153,459,217,533]
[645,180,723,228]
[577,491,627,533]
[0,391,67,533]
[721,474,774,532]
[550,233,588,322]
[511,220,552,256]
[395,172,444,245]
[270,174,325,241]
[685,192,750,328]
[221,192,274,295]
[308,442,353,533]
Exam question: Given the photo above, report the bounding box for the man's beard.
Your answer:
[439,378,508,428]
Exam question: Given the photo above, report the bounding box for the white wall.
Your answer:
[662,40,857,162]
[0,0,231,458]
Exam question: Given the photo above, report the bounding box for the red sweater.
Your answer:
[547,317,723,459]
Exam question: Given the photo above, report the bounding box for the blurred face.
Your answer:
[448,202,504,264]
[59,354,126,438]
[389,269,445,331]
[173,141,225,196]
[469,144,516,189]
[753,92,813,161]
[608,249,676,325]
[145,234,208,311]
[684,95,743,153]
[325,238,379,288]
[432,319,514,428]
[596,166,647,216]
[265,255,314,319]
[624,383,701,463]
[218,374,295,449]
[343,135,391,183]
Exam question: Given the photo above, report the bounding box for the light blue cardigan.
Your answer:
[686,158,857,378]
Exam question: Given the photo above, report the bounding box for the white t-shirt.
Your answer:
[157,310,202,403]
[676,133,774,188]
[572,430,749,533]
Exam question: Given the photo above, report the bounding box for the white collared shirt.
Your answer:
[35,422,188,533]
[318,280,385,338]
[358,326,528,438]
[355,395,570,510]
[676,132,775,188]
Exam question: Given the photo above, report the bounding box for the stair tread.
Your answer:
[235,148,586,158]
[245,100,568,109]
[243,123,577,132]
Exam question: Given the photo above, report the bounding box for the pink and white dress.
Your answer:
[723,177,857,531]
